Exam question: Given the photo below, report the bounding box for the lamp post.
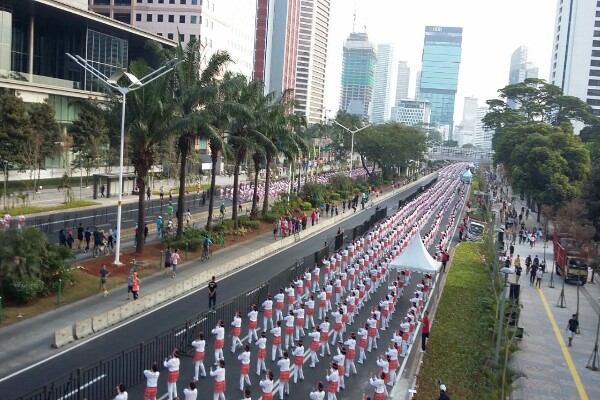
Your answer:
[330,120,371,171]
[2,160,7,209]
[66,53,180,265]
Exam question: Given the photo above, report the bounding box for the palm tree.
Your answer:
[170,41,231,238]
[125,60,174,252]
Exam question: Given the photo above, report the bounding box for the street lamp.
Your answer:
[66,53,181,265]
[330,120,371,171]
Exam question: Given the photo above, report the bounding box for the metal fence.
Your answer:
[17,206,389,400]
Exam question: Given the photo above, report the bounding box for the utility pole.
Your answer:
[330,120,371,171]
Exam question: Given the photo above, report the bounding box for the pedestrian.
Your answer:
[185,209,192,226]
[369,372,387,400]
[525,255,532,275]
[170,248,180,278]
[163,349,181,400]
[210,359,226,400]
[59,229,67,247]
[143,363,159,400]
[326,361,340,400]
[191,333,207,380]
[100,264,109,297]
[439,384,450,400]
[441,250,449,273]
[183,381,197,400]
[84,227,91,252]
[164,246,172,276]
[166,202,174,220]
[273,221,279,240]
[169,188,173,202]
[515,263,522,284]
[529,263,538,286]
[566,314,579,347]
[231,311,243,352]
[509,244,514,257]
[208,275,217,311]
[146,187,151,201]
[66,230,74,249]
[292,340,305,383]
[238,344,252,391]
[76,223,84,250]
[212,320,225,363]
[127,271,134,300]
[277,351,291,399]
[310,382,326,400]
[156,216,163,238]
[256,331,268,375]
[159,186,164,200]
[260,370,275,399]
[132,272,141,300]
[535,268,543,288]
[421,311,430,352]
[525,208,530,220]
[114,383,128,400]
[100,184,105,197]
[144,224,148,243]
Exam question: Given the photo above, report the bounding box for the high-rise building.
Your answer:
[294,0,331,125]
[339,32,377,119]
[473,107,494,149]
[507,46,538,107]
[391,99,431,126]
[371,43,394,124]
[253,0,300,96]
[414,70,421,99]
[461,96,478,134]
[395,61,410,103]
[550,0,600,121]
[89,0,257,78]
[419,26,463,137]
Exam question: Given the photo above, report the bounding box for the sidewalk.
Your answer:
[505,203,600,400]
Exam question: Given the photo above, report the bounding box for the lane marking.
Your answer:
[537,286,588,400]
[57,374,107,400]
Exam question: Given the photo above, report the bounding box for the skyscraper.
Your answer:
[371,43,394,123]
[507,46,538,107]
[253,0,300,96]
[339,32,377,119]
[294,0,331,125]
[419,26,463,137]
[473,107,494,149]
[550,0,600,120]
[395,61,410,103]
[414,70,422,99]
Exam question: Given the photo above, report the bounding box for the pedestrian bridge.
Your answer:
[428,146,494,162]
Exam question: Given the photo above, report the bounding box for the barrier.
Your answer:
[132,300,146,315]
[52,326,75,348]
[74,318,93,340]
[173,282,184,296]
[164,285,176,301]
[183,279,192,292]
[155,288,166,304]
[142,293,156,310]
[92,313,108,332]
[119,302,133,320]
[107,307,121,326]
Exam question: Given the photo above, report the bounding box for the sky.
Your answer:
[324,0,557,124]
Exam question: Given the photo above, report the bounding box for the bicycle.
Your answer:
[93,238,110,258]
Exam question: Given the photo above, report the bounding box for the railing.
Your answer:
[16,206,389,400]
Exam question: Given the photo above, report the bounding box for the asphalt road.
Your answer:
[1,175,439,400]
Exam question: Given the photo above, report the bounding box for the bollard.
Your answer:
[160,251,163,268]
[57,280,62,305]
[185,243,189,260]
[131,259,136,272]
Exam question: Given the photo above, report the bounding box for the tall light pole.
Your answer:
[330,120,371,171]
[66,53,180,265]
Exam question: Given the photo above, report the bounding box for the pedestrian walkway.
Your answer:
[503,202,600,400]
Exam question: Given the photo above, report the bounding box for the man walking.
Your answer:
[421,311,430,352]
[566,314,579,347]
[99,264,109,297]
[208,276,217,312]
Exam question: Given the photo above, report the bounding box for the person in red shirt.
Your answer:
[421,311,430,353]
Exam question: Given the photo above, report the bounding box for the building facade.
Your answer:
[395,61,410,103]
[293,0,330,125]
[550,0,600,121]
[473,107,493,149]
[391,99,431,126]
[339,32,377,120]
[253,0,300,97]
[89,0,257,78]
[460,96,478,136]
[414,69,421,99]
[371,43,394,124]
[507,45,538,107]
[418,26,462,137]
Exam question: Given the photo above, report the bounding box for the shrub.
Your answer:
[40,244,75,295]
[299,183,328,207]
[3,277,44,303]
[241,220,260,230]
[329,173,355,193]
[338,190,349,200]
[329,192,340,201]
[259,212,279,223]
[300,201,313,211]
[187,237,204,251]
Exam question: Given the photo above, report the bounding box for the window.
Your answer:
[590,79,600,86]
[192,0,198,4]
[594,40,600,48]
[136,13,142,21]
[158,14,163,22]
[588,89,600,97]
[146,14,153,22]
[168,33,174,40]
[596,11,600,17]
[181,0,187,4]
[158,32,163,36]
[180,15,185,23]
[594,50,600,57]
[593,60,600,67]
[190,34,197,41]
[159,0,164,3]
[148,0,153,3]
[587,98,600,106]
[180,34,185,42]
[596,30,600,37]
[168,14,174,22]
[191,15,197,23]
[596,21,600,28]
[590,69,600,77]
[170,0,175,3]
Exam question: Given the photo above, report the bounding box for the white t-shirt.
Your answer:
[114,392,128,400]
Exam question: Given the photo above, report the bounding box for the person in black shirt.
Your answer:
[208,276,217,311]
[77,223,84,250]
[84,227,91,252]
[438,384,450,400]
[567,314,579,347]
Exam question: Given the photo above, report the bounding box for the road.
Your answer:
[1,175,442,400]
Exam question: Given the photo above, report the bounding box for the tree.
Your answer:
[0,90,31,188]
[462,143,476,149]
[26,101,59,194]
[69,100,109,186]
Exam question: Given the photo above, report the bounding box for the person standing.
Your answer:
[191,333,207,380]
[170,249,180,278]
[146,187,151,201]
[131,272,141,300]
[260,370,275,400]
[166,202,174,220]
[369,372,387,400]
[100,264,109,297]
[238,344,251,391]
[230,311,243,353]
[84,227,91,252]
[421,311,430,352]
[183,381,197,400]
[143,363,160,400]
[310,382,326,400]
[209,359,226,400]
[277,351,291,399]
[114,383,128,400]
[164,246,172,277]
[515,263,522,285]
[127,271,134,300]
[163,349,181,400]
[535,268,543,288]
[77,223,84,251]
[208,276,217,311]
[212,320,225,363]
[326,362,340,400]
[256,332,268,375]
[566,314,579,347]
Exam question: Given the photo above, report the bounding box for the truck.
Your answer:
[553,231,588,284]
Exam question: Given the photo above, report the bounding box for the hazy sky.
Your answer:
[324,0,556,123]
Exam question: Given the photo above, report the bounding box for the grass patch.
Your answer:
[152,184,217,196]
[417,242,495,399]
[1,200,100,215]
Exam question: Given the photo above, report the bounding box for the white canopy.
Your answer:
[389,232,441,273]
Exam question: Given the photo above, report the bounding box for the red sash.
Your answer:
[240,363,250,375]
[264,308,273,317]
[347,348,356,360]
[194,351,205,362]
[276,301,284,310]
[359,338,367,348]
[328,380,338,393]
[144,386,158,399]
[231,327,241,337]
[334,322,342,332]
[320,331,329,341]
[368,327,377,337]
[287,295,295,304]
[311,340,320,351]
[295,355,304,366]
[342,314,348,323]
[167,370,179,383]
[257,347,266,359]
[262,392,273,400]
[307,308,314,316]
[320,299,326,307]
[213,379,225,393]
[279,370,290,382]
[296,318,304,326]
[273,335,282,345]
[285,325,294,335]
[389,358,399,370]
[374,392,385,400]
[249,320,258,330]
[214,338,224,349]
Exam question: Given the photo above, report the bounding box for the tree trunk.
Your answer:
[207,153,218,229]
[251,160,260,219]
[232,160,240,229]
[136,174,147,253]
[262,155,272,215]
[176,135,191,239]
[360,155,371,177]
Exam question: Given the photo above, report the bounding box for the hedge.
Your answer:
[417,242,494,399]
[300,201,313,211]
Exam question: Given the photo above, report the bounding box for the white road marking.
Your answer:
[57,374,106,400]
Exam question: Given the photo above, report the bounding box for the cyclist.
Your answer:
[203,236,213,259]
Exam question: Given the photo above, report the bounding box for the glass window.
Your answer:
[148,0,153,3]
[146,14,153,22]
[158,15,163,22]
[159,0,164,3]
[190,34,196,41]
[168,15,174,22]
[191,16,197,24]
[168,33,174,39]
[588,88,600,96]
[192,0,198,4]
[179,34,185,42]
[590,69,600,77]
[170,0,175,3]
[593,50,600,57]
[590,79,600,86]
[136,13,142,21]
[592,60,600,67]
[181,0,187,4]
[594,40,600,48]
[157,32,163,36]
[180,15,185,23]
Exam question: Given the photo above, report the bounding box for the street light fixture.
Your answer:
[66,53,181,265]
[330,119,371,171]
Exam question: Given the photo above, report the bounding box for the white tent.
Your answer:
[389,232,441,273]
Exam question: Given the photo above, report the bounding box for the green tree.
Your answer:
[462,143,475,149]
[26,101,60,193]
[0,90,31,187]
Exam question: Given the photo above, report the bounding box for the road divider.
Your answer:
[52,326,75,348]
[73,318,93,340]
[51,174,435,348]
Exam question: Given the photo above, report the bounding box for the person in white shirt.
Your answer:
[143,363,160,400]
[292,340,305,383]
[114,383,128,400]
[304,269,312,297]
[285,284,296,312]
[262,294,274,332]
[318,289,328,320]
[308,326,321,367]
[274,289,285,322]
[386,344,399,386]
[231,311,243,353]
[183,381,197,400]
[319,318,331,357]
[344,334,357,376]
[283,310,295,349]
[376,355,390,386]
[309,381,326,400]
[255,331,268,375]
[163,349,180,400]
[312,265,321,292]
[399,317,410,357]
[191,334,207,381]
[325,362,340,400]
[332,347,346,390]
[209,359,226,400]
[270,321,283,361]
[330,308,344,345]
[293,304,306,340]
[324,281,333,312]
[248,304,259,344]
[212,320,225,364]
[357,324,369,364]
[277,351,291,399]
[238,344,251,391]
[366,315,378,352]
[305,295,316,329]
[369,372,388,400]
[259,370,275,400]
[295,277,304,302]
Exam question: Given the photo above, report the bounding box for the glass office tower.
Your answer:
[418,26,462,138]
